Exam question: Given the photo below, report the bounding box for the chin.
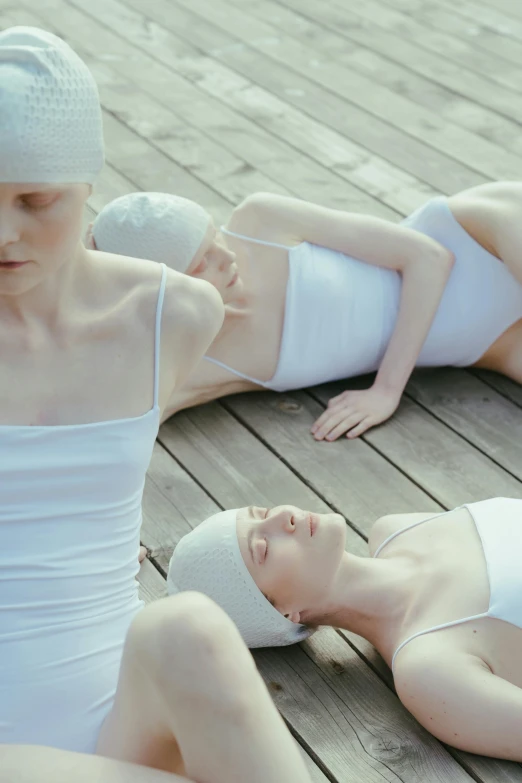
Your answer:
[322,512,347,548]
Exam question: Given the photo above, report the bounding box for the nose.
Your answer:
[264,507,298,535]
[0,210,20,249]
[219,252,234,271]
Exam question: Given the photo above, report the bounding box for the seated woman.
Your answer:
[88,182,522,440]
[167,499,522,760]
[0,27,311,783]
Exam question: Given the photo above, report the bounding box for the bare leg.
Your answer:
[0,745,187,783]
[472,318,522,383]
[97,592,312,783]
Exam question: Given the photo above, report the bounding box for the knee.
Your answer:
[130,592,252,678]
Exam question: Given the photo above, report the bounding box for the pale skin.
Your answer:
[89,181,522,441]
[230,503,522,760]
[0,182,311,783]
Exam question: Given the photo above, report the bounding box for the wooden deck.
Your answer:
[4,0,522,778]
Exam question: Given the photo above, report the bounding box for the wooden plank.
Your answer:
[430,0,522,44]
[472,0,522,22]
[257,631,474,783]
[221,391,442,534]
[157,402,368,552]
[165,0,522,182]
[86,0,486,194]
[473,371,522,409]
[80,0,437,215]
[405,370,522,481]
[309,382,522,505]
[380,0,522,71]
[18,0,398,219]
[242,0,522,149]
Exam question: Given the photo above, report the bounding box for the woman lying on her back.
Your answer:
[88,182,522,440]
[168,498,522,760]
[0,27,312,783]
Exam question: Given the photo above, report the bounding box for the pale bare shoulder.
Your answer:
[159,269,224,398]
[86,250,224,410]
[228,192,304,246]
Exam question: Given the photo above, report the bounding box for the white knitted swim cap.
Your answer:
[92,192,210,273]
[167,509,312,648]
[0,27,104,184]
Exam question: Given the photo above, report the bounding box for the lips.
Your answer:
[0,261,28,269]
[309,513,319,537]
[226,270,239,288]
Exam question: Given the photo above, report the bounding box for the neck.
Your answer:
[310,553,414,652]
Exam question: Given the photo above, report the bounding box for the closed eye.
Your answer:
[22,195,57,211]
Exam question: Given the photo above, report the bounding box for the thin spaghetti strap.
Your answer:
[202,355,271,389]
[153,264,168,408]
[220,225,292,251]
[373,508,459,559]
[391,612,489,670]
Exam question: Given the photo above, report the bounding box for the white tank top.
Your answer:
[374,498,522,669]
[204,197,522,390]
[0,264,167,753]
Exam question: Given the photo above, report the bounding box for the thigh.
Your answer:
[472,318,522,382]
[96,603,185,775]
[97,592,312,783]
[0,744,188,783]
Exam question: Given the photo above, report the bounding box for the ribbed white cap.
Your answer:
[167,510,312,648]
[0,27,104,184]
[92,192,210,272]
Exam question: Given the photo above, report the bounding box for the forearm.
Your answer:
[374,249,454,396]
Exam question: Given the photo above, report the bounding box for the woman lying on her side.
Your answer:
[167,498,522,760]
[0,26,312,783]
[88,181,522,440]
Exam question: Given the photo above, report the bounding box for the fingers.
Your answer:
[346,418,372,439]
[312,407,365,441]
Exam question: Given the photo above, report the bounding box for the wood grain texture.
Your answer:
[7,0,522,777]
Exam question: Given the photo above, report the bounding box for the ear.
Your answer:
[283,610,301,624]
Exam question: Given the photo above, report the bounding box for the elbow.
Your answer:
[438,245,455,271]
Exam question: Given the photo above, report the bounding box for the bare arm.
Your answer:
[242,194,454,439]
[395,652,522,760]
[160,271,224,410]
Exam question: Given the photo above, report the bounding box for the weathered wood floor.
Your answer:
[5,0,522,779]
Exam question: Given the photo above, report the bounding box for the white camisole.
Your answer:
[374,497,522,669]
[204,197,522,391]
[0,264,167,753]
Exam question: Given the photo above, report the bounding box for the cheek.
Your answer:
[31,204,84,252]
[268,544,310,603]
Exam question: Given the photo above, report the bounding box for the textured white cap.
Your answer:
[92,192,210,272]
[167,509,312,648]
[0,27,104,184]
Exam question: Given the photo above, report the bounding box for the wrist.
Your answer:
[372,375,406,400]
